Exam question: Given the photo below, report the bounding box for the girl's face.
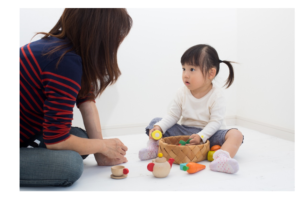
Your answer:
[182,64,214,92]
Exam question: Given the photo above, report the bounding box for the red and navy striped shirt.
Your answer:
[20,36,94,147]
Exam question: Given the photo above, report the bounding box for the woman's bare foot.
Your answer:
[94,153,128,166]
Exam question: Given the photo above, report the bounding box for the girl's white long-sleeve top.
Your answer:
[154,84,226,143]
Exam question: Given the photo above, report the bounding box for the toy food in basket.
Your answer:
[158,135,210,164]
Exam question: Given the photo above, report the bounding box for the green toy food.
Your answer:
[180,163,188,170]
[179,139,191,146]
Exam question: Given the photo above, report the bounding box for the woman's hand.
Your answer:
[148,125,163,139]
[188,134,202,145]
[94,152,127,166]
[101,138,128,159]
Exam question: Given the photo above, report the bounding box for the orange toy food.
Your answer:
[182,162,206,174]
[210,145,221,151]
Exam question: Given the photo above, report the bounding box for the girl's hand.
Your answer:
[148,125,163,139]
[188,134,202,145]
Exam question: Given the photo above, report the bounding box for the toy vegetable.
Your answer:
[183,162,206,174]
[151,130,162,140]
[207,145,221,161]
[210,145,221,151]
[179,139,191,146]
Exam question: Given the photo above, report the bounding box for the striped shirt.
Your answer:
[20,36,94,147]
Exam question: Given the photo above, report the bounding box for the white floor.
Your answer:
[20,126,295,191]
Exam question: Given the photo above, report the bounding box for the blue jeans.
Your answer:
[20,127,89,187]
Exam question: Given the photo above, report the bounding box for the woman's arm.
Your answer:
[47,101,127,160]
[46,134,126,157]
[47,100,129,166]
[78,101,103,140]
[46,96,126,156]
[78,101,128,165]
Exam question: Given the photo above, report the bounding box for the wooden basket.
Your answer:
[158,135,210,164]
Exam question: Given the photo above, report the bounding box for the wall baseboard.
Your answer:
[224,115,236,126]
[100,115,294,142]
[236,115,294,141]
[101,123,147,137]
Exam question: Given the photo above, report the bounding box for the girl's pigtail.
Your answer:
[221,60,235,88]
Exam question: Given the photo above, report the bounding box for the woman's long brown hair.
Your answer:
[33,8,133,100]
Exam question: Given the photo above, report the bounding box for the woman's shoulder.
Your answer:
[27,36,81,61]
[22,36,82,71]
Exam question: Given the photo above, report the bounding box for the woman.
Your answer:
[20,8,132,187]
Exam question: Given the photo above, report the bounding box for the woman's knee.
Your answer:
[20,149,83,187]
[69,127,89,159]
[225,129,244,142]
[60,151,84,186]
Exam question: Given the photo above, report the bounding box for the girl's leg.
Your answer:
[209,129,244,174]
[140,118,162,160]
[145,117,202,137]
[145,117,162,136]
[221,129,244,158]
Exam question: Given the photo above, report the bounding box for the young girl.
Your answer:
[139,44,244,174]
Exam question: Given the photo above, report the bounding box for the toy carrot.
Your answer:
[183,162,206,174]
[210,145,221,151]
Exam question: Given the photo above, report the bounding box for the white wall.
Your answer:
[20,9,295,139]
[236,9,294,137]
[96,8,238,129]
[20,8,238,134]
[20,8,64,46]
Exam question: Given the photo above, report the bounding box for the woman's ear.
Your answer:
[209,68,217,80]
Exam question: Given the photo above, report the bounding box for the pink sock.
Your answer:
[139,139,159,160]
[209,149,239,174]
